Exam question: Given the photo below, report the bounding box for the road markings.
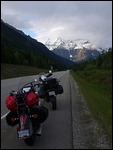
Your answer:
[1,112,9,120]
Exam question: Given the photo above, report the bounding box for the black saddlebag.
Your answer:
[30,106,48,124]
[43,78,58,90]
[55,84,64,94]
[6,110,19,127]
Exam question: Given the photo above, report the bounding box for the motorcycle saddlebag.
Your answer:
[38,106,48,123]
[55,85,64,95]
[26,92,39,106]
[6,110,19,127]
[5,95,17,110]
[30,106,48,124]
[44,78,58,90]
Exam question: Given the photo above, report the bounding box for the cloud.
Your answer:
[1,1,112,49]
[50,26,64,33]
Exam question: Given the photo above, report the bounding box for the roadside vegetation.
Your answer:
[1,63,49,79]
[71,48,112,143]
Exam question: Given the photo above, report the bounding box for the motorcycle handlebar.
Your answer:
[46,73,53,77]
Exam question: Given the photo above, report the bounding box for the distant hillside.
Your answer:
[1,20,75,70]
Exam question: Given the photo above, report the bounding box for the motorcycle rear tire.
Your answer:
[50,97,57,110]
[24,132,36,146]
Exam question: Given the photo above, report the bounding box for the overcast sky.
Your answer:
[1,1,112,49]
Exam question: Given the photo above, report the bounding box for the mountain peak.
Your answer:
[45,38,103,62]
[45,38,97,51]
[54,37,64,45]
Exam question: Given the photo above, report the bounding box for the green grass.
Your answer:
[71,69,112,142]
[1,63,49,79]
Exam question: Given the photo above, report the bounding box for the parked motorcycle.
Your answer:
[37,71,64,110]
[5,76,48,146]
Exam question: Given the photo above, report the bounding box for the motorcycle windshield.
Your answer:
[18,76,36,92]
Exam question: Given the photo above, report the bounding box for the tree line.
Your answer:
[72,48,112,71]
[1,42,66,70]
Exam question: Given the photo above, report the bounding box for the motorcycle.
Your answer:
[5,76,48,146]
[37,71,64,110]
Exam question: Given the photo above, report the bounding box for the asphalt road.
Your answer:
[1,70,73,149]
[1,70,111,149]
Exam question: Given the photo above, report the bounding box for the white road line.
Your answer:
[1,112,9,120]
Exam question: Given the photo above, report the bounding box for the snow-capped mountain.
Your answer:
[45,38,104,62]
[45,38,76,50]
[45,38,97,51]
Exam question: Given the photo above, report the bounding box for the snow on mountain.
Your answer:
[45,38,103,62]
[45,38,97,51]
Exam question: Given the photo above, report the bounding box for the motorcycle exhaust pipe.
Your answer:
[36,124,42,136]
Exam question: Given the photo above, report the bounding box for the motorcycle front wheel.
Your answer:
[24,132,36,146]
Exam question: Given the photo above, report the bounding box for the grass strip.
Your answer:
[71,70,112,142]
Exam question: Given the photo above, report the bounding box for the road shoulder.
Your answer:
[69,73,112,149]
